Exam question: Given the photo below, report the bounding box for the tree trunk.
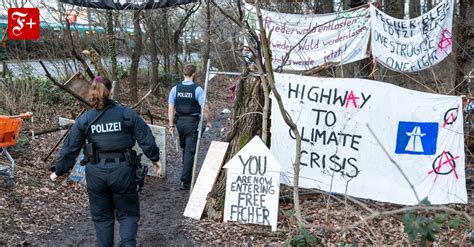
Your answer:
[173,32,181,72]
[129,10,142,102]
[318,0,334,13]
[255,0,304,227]
[385,0,405,19]
[228,77,263,155]
[376,0,405,85]
[409,0,421,18]
[149,33,159,94]
[456,0,474,95]
[207,73,264,221]
[161,9,171,75]
[457,0,474,204]
[106,10,120,97]
[202,0,211,76]
[87,8,92,30]
[342,0,350,10]
[426,0,433,12]
[144,11,160,95]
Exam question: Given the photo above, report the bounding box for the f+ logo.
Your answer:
[8,8,40,40]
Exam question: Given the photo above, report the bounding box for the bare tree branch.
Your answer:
[64,21,96,79]
[366,123,421,203]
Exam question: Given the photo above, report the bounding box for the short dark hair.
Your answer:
[183,64,196,77]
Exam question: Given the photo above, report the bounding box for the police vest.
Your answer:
[86,103,135,152]
[175,83,201,115]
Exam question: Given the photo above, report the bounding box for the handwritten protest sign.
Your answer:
[271,73,467,205]
[370,0,454,72]
[223,136,283,231]
[245,4,370,71]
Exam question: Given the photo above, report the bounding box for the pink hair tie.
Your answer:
[94,76,104,83]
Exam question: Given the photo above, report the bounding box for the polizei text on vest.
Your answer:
[91,122,122,134]
[177,92,193,98]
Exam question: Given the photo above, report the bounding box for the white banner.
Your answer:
[271,73,467,205]
[245,4,370,71]
[370,0,454,72]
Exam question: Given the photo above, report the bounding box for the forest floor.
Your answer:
[0,75,472,245]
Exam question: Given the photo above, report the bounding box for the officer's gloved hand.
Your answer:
[152,161,161,175]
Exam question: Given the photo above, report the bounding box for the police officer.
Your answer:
[50,76,161,246]
[168,64,212,190]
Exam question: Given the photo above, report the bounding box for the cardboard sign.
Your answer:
[223,136,283,231]
[184,141,229,219]
[133,124,166,177]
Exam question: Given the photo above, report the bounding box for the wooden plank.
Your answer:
[183,141,229,220]
[63,72,91,100]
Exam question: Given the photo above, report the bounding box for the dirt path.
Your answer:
[29,77,233,245]
[33,152,197,245]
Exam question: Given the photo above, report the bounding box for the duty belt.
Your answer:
[176,114,199,120]
[98,152,126,163]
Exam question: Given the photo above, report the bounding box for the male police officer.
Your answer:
[51,77,160,246]
[168,64,212,190]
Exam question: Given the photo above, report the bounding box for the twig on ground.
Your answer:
[33,124,72,136]
[42,108,86,162]
[339,206,473,232]
[358,216,382,245]
[355,226,377,245]
[325,173,336,222]
[132,81,160,109]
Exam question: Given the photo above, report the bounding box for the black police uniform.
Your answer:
[55,100,160,247]
[174,82,202,188]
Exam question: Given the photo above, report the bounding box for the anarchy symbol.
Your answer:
[428,151,459,181]
[442,107,459,128]
[438,30,452,53]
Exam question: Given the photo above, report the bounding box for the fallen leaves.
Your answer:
[0,127,89,245]
[185,186,472,245]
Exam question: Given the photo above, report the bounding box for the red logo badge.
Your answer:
[8,8,40,40]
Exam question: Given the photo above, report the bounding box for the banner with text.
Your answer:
[245,4,370,71]
[271,73,467,205]
[370,0,454,72]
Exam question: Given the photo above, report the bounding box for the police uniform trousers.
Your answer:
[85,158,139,247]
[176,115,199,185]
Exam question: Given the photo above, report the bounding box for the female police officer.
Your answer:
[50,76,161,246]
